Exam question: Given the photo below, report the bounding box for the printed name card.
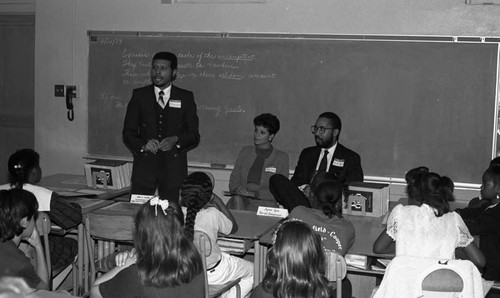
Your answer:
[130,194,154,204]
[256,206,289,218]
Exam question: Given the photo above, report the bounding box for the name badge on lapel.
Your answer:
[332,158,345,167]
[265,167,277,173]
[169,100,181,108]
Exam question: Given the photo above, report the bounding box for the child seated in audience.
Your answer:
[467,157,500,209]
[181,172,254,298]
[90,198,204,298]
[0,189,49,290]
[289,172,355,255]
[0,149,81,274]
[455,165,500,282]
[372,169,485,297]
[251,220,338,298]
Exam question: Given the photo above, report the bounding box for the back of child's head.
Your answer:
[310,178,343,218]
[406,170,452,216]
[8,149,40,188]
[490,156,500,168]
[180,172,213,240]
[405,166,429,185]
[264,220,330,298]
[0,189,38,242]
[133,198,202,288]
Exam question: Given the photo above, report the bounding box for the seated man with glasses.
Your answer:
[270,111,363,211]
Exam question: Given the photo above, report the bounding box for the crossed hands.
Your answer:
[142,136,178,154]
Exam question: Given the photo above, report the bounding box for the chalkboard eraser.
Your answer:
[210,163,227,169]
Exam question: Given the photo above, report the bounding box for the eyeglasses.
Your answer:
[311,125,334,134]
[151,65,170,72]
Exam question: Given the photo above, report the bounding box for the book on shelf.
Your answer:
[345,253,368,270]
[84,159,132,190]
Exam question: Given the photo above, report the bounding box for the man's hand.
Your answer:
[159,136,178,152]
[143,139,160,154]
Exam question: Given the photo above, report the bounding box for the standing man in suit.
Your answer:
[123,52,200,202]
[270,112,363,211]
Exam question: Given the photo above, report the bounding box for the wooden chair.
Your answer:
[324,250,347,298]
[84,212,134,287]
[193,230,241,298]
[36,211,77,291]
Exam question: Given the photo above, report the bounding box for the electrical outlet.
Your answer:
[54,85,65,97]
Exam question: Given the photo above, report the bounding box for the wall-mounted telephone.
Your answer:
[66,85,77,121]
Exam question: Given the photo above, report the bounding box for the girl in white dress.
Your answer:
[372,169,485,298]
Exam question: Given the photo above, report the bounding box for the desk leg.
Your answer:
[254,241,260,287]
[260,245,268,283]
[84,231,89,293]
[77,224,83,296]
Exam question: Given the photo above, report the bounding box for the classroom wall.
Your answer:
[29,0,500,194]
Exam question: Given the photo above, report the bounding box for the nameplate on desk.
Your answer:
[256,206,288,218]
[130,194,153,204]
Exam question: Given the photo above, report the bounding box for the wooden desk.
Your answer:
[39,174,129,295]
[223,210,283,286]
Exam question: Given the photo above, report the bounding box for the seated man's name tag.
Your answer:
[130,194,154,204]
[169,100,181,108]
[332,158,344,167]
[257,206,288,218]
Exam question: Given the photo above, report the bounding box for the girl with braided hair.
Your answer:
[181,171,254,298]
[0,149,81,275]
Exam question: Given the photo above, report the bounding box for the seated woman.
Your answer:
[0,149,81,274]
[227,113,289,211]
[372,169,485,298]
[90,198,204,298]
[251,220,342,298]
[0,189,49,290]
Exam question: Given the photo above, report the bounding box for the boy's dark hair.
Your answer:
[8,149,40,189]
[0,189,38,242]
[483,165,500,191]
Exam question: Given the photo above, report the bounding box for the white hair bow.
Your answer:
[149,196,169,216]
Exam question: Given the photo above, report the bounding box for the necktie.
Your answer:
[318,149,329,172]
[158,90,165,107]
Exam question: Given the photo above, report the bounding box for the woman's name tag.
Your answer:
[265,167,277,173]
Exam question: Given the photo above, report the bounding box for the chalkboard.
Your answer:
[88,32,498,184]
